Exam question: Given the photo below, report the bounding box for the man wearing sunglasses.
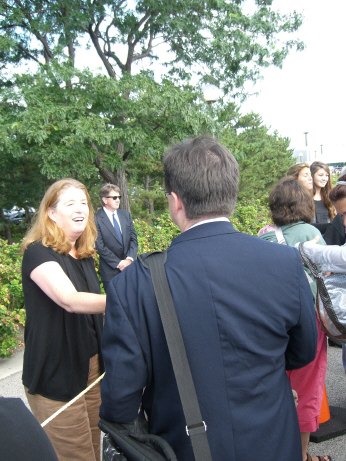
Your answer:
[95,184,138,292]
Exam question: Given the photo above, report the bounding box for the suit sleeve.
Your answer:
[125,214,138,260]
[95,216,121,269]
[100,275,148,422]
[285,251,318,370]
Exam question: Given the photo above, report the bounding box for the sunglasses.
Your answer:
[106,196,121,200]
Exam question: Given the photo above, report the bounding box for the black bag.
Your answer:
[298,242,346,342]
[99,417,177,461]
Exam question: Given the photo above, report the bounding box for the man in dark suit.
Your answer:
[100,136,317,460]
[95,184,138,292]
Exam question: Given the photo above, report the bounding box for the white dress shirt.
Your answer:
[103,207,122,233]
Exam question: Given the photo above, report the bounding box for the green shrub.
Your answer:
[134,213,181,253]
[0,239,25,357]
[0,239,24,310]
[231,199,271,236]
[0,306,25,358]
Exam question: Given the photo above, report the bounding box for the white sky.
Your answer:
[240,0,346,163]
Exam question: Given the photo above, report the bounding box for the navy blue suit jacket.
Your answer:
[95,208,138,283]
[100,221,317,461]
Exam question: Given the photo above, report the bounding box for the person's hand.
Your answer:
[118,259,132,271]
[295,235,319,250]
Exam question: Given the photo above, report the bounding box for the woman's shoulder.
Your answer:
[25,241,56,256]
[22,241,60,273]
[283,222,326,244]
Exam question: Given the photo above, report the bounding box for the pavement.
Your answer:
[1,344,346,460]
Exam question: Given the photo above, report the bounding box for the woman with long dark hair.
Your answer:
[310,161,336,234]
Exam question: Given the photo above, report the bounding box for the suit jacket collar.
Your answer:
[98,208,123,245]
[170,220,238,248]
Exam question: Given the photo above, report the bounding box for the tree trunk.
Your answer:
[4,225,12,245]
[24,206,32,225]
[93,142,131,213]
[115,167,130,212]
[144,174,150,211]
[0,208,12,244]
[144,175,154,215]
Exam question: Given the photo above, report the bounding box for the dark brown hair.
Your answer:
[269,177,315,226]
[329,174,346,203]
[310,161,336,220]
[163,135,239,219]
[99,183,120,207]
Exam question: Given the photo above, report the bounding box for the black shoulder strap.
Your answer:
[138,251,213,461]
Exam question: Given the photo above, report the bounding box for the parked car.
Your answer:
[3,207,35,224]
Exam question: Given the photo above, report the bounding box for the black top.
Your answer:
[67,255,99,357]
[0,397,58,461]
[22,242,104,401]
[324,214,346,246]
[314,199,330,224]
[311,200,330,235]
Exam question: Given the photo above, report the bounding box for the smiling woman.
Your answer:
[310,161,336,235]
[20,178,106,461]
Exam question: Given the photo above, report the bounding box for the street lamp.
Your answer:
[202,84,222,137]
[202,84,222,104]
[304,132,309,162]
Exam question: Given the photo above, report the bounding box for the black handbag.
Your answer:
[99,416,177,461]
[99,251,212,461]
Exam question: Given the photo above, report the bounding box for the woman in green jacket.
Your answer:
[260,177,330,461]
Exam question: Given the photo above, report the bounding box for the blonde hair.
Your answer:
[21,179,97,258]
[286,162,310,180]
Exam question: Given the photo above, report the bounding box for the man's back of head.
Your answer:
[163,136,239,220]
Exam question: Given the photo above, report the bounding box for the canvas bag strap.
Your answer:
[274,225,287,245]
[139,251,213,461]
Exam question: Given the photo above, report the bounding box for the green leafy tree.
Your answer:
[0,1,304,90]
[221,111,295,202]
[0,66,213,210]
[0,0,304,211]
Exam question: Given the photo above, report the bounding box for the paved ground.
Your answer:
[1,344,346,460]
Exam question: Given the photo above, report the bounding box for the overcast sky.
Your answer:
[240,0,346,163]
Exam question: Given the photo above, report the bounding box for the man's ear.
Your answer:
[170,192,184,215]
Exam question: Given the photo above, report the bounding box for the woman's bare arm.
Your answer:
[30,261,106,314]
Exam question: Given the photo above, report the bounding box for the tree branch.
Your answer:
[87,25,117,78]
[132,29,154,62]
[16,43,41,64]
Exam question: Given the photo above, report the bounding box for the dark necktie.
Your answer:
[112,213,123,246]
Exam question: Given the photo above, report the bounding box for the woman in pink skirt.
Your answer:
[260,177,330,461]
